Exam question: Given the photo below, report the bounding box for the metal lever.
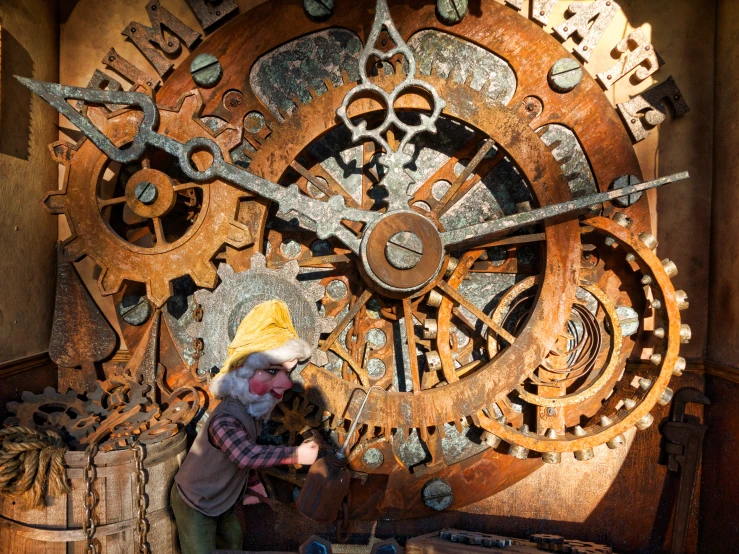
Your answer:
[660,387,711,554]
[337,385,386,459]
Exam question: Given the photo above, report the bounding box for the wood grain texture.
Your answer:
[0,433,186,553]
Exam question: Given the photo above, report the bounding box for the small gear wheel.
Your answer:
[44,90,253,307]
[188,253,335,376]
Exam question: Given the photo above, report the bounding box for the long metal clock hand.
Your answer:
[441,171,690,249]
[17,77,378,254]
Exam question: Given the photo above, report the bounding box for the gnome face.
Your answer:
[209,300,313,419]
[248,360,296,400]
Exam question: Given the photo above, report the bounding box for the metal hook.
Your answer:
[337,385,387,458]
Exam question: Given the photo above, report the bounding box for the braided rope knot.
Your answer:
[0,426,70,508]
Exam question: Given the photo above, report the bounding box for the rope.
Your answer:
[0,426,70,508]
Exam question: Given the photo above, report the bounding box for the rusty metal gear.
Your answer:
[44,90,254,307]
[187,252,335,375]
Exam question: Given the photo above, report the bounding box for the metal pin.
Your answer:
[653,328,665,339]
[425,351,442,371]
[625,252,636,262]
[612,212,633,228]
[445,257,459,277]
[635,412,654,430]
[541,429,561,464]
[423,319,438,340]
[607,434,626,449]
[508,425,530,459]
[641,275,653,285]
[650,353,663,366]
[673,357,687,376]
[481,430,502,449]
[427,289,443,308]
[680,324,692,344]
[639,378,653,391]
[639,232,658,250]
[662,258,679,278]
[675,290,689,310]
[652,299,663,310]
[604,237,616,247]
[573,426,594,461]
[659,387,674,406]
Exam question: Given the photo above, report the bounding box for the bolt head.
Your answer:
[304,0,334,20]
[190,54,222,88]
[134,181,158,205]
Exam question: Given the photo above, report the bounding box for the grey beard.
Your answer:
[209,366,282,419]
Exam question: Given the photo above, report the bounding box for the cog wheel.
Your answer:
[475,214,688,462]
[44,90,254,307]
[6,387,89,431]
[187,252,335,376]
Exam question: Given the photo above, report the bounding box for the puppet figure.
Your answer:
[171,300,320,554]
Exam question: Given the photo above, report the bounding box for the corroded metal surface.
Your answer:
[20,0,693,521]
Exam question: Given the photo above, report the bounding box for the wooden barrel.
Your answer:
[0,432,187,553]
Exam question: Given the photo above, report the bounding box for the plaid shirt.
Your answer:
[209,414,298,485]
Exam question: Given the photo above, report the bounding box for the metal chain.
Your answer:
[132,441,150,554]
[82,442,100,554]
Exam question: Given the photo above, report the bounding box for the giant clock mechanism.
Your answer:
[17,0,692,521]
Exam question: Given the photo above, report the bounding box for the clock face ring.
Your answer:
[28,0,690,520]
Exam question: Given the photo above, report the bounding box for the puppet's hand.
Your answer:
[243,482,267,505]
[296,441,320,465]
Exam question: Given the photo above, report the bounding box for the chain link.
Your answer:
[82,442,99,554]
[132,441,150,554]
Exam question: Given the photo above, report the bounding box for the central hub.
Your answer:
[125,168,177,218]
[385,231,424,270]
[361,211,444,294]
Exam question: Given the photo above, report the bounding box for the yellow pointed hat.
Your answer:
[215,299,301,379]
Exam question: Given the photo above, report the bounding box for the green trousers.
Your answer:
[170,483,242,554]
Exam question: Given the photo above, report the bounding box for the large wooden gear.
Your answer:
[30,0,692,520]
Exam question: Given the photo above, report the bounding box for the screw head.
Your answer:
[118,295,152,326]
[436,0,469,25]
[422,478,453,511]
[385,231,424,269]
[303,0,334,20]
[190,53,222,88]
[548,58,583,93]
[134,181,158,205]
[610,174,643,207]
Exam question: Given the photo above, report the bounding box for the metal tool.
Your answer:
[660,387,711,554]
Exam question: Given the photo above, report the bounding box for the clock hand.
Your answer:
[17,77,378,255]
[440,171,690,250]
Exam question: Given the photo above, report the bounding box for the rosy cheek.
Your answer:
[248,376,272,396]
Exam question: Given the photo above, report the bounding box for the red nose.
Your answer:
[273,370,293,392]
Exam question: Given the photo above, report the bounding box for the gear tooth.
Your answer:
[6,401,20,414]
[192,260,219,289]
[319,317,336,334]
[21,391,37,402]
[217,263,236,282]
[305,283,326,303]
[146,278,173,308]
[215,126,243,154]
[43,191,67,215]
[49,141,77,164]
[311,350,329,367]
[97,266,124,297]
[250,252,267,270]
[224,221,251,248]
[281,260,300,281]
[63,236,86,261]
[193,288,212,305]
